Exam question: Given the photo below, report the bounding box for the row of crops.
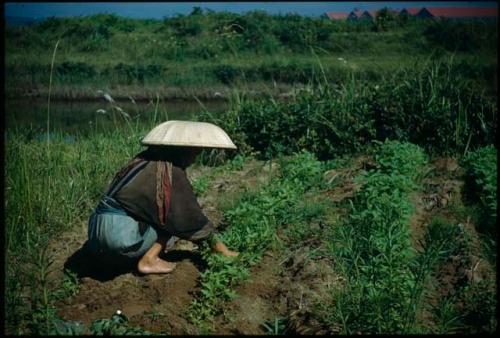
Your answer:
[188,151,325,328]
[4,119,496,334]
[325,140,428,333]
[187,140,496,334]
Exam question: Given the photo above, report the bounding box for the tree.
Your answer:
[374,7,396,31]
[190,6,203,16]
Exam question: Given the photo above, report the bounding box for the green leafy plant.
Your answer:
[91,312,155,335]
[144,304,166,324]
[192,175,211,196]
[187,151,325,328]
[462,145,497,233]
[262,317,288,335]
[325,141,428,334]
[53,269,81,300]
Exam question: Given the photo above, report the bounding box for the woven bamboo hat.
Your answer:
[141,120,237,149]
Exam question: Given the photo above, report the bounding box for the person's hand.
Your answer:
[221,248,239,257]
[213,240,239,257]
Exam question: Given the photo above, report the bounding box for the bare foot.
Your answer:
[137,257,176,274]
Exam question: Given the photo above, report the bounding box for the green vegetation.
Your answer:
[90,313,157,335]
[4,125,145,334]
[5,11,497,99]
[187,151,325,329]
[319,141,496,334]
[192,174,212,196]
[262,317,288,335]
[323,140,428,333]
[201,59,497,158]
[4,9,497,336]
[462,145,497,233]
[418,215,496,333]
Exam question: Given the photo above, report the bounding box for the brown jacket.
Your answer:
[110,157,215,242]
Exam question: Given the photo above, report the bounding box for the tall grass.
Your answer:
[5,13,497,98]
[201,57,496,158]
[4,127,146,334]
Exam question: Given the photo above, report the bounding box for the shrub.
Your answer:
[462,145,497,233]
[164,15,202,37]
[257,60,312,83]
[373,140,428,182]
[109,63,166,84]
[212,64,242,84]
[424,19,478,52]
[56,61,96,80]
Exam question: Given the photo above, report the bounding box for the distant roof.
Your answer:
[325,6,498,21]
[353,9,364,17]
[365,10,377,17]
[426,7,498,18]
[326,12,349,19]
[405,8,421,15]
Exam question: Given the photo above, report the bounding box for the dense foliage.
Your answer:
[325,140,428,333]
[5,11,497,92]
[4,9,497,335]
[201,59,497,158]
[462,145,497,233]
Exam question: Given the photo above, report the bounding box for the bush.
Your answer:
[374,140,428,182]
[164,15,202,37]
[462,145,497,233]
[257,60,313,83]
[108,63,166,84]
[56,62,97,80]
[423,19,483,52]
[212,64,242,84]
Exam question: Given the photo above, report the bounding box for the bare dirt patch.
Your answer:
[52,231,203,334]
[212,254,287,334]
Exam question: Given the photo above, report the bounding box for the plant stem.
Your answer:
[46,39,60,220]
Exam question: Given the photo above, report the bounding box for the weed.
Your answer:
[53,269,81,300]
[192,175,211,196]
[373,140,428,181]
[462,145,497,234]
[144,304,167,324]
[432,296,465,334]
[225,153,249,171]
[91,312,157,335]
[262,317,288,335]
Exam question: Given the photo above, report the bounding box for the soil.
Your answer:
[46,156,495,334]
[48,159,287,334]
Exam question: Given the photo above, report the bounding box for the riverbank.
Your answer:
[5,82,299,101]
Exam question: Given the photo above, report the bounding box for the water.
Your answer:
[5,98,229,136]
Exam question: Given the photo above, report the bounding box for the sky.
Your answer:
[5,2,498,19]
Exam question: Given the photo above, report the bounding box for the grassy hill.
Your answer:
[5,10,498,99]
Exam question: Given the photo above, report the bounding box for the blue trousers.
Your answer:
[87,196,159,259]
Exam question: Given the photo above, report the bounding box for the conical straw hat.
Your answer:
[141,120,237,149]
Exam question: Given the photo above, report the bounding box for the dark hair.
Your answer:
[137,145,201,168]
